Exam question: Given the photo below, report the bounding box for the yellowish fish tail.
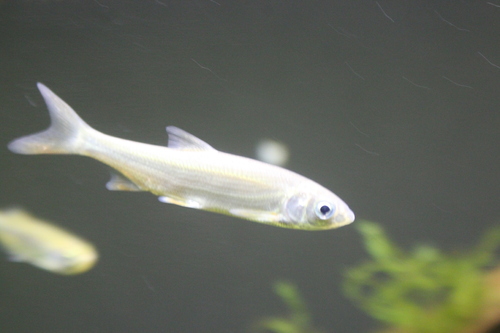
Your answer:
[8,83,92,155]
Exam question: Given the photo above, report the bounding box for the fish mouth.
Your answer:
[345,209,355,223]
[332,209,355,227]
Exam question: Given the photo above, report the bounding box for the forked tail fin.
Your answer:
[8,83,93,155]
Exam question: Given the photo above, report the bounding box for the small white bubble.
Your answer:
[255,139,290,166]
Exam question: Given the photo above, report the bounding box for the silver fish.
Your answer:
[8,83,355,230]
[0,208,98,275]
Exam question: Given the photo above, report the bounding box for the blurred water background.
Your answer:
[0,1,499,332]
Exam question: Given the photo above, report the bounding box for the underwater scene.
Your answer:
[0,1,499,332]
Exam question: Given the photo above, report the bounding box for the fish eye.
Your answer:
[315,201,335,220]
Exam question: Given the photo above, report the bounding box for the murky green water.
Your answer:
[1,1,499,332]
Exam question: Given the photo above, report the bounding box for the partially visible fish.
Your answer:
[0,209,98,275]
[8,83,355,230]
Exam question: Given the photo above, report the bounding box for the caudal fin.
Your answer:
[8,83,93,155]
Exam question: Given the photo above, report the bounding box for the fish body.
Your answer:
[0,209,98,274]
[8,83,355,230]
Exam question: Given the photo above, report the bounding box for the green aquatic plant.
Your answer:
[343,220,500,333]
[251,281,325,333]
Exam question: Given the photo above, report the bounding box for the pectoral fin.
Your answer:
[158,196,203,209]
[6,253,25,262]
[229,208,281,223]
[2,246,27,262]
[106,173,143,191]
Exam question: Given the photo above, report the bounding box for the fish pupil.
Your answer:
[320,205,330,215]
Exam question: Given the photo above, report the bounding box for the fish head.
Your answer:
[38,244,98,275]
[283,187,355,230]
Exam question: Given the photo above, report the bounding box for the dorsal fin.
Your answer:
[166,126,216,152]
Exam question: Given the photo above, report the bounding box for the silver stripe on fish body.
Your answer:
[8,83,355,230]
